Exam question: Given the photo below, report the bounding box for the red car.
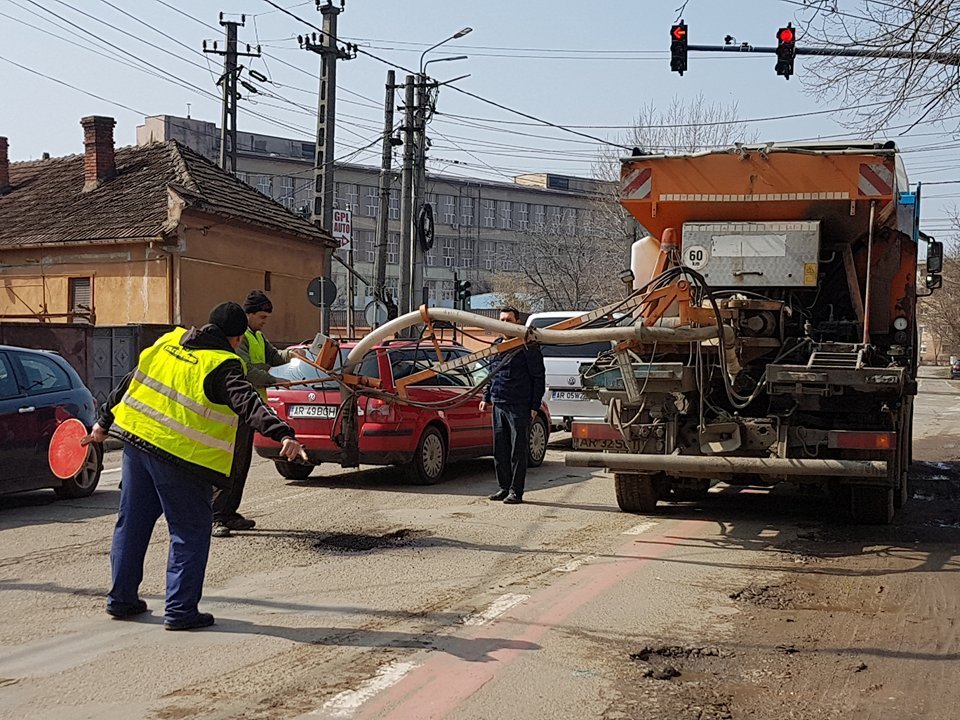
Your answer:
[254,340,550,483]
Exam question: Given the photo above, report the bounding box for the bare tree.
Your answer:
[796,1,960,132]
[919,244,960,363]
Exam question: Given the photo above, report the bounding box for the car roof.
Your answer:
[0,344,60,356]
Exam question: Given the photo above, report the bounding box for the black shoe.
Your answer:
[224,516,256,531]
[503,492,522,504]
[212,522,232,538]
[164,612,215,631]
[488,489,509,501]
[106,599,148,618]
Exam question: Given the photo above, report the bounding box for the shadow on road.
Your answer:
[0,488,119,529]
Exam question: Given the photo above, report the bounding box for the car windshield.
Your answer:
[270,347,348,387]
[387,347,480,387]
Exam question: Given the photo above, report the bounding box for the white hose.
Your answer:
[344,307,732,368]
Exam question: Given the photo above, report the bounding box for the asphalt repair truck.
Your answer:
[566,141,941,523]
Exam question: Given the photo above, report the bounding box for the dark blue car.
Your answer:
[0,345,102,498]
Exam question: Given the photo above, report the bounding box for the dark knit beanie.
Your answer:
[208,301,248,337]
[243,290,273,314]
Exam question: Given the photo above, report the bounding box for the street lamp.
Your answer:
[423,55,468,75]
[420,27,472,74]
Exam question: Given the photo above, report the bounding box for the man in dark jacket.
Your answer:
[83,302,305,631]
[479,307,546,504]
[212,290,292,537]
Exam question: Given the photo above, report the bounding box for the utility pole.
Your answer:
[300,1,356,335]
[374,70,396,320]
[411,72,432,314]
[203,13,261,172]
[398,75,416,317]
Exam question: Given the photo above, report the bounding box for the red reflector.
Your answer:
[827,431,895,450]
[571,421,620,441]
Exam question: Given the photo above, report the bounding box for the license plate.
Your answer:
[551,390,584,401]
[573,438,628,451]
[288,404,338,419]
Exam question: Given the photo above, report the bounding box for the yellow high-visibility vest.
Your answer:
[244,328,268,399]
[112,328,246,476]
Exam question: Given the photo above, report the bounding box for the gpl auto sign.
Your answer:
[332,209,352,248]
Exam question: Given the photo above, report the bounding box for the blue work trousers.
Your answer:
[107,444,213,623]
[493,403,530,496]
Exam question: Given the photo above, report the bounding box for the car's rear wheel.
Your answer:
[275,460,315,480]
[407,426,446,485]
[55,443,102,499]
[528,413,549,468]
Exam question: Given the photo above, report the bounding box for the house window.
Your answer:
[389,192,400,220]
[442,237,456,267]
[460,196,474,227]
[533,204,545,231]
[498,201,512,230]
[460,238,474,268]
[257,175,272,197]
[387,233,399,264]
[481,199,496,228]
[280,176,295,208]
[516,202,529,230]
[264,271,272,292]
[364,186,379,218]
[68,277,92,323]
[442,195,457,225]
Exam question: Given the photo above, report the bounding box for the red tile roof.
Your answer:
[0,140,335,248]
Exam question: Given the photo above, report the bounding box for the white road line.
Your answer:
[553,555,596,573]
[462,593,529,626]
[101,468,121,474]
[622,521,658,535]
[313,660,419,718]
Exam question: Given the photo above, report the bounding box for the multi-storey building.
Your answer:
[137,114,610,310]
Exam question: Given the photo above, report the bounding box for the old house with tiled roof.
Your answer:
[0,116,335,343]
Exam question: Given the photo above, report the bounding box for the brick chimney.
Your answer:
[80,116,116,191]
[0,137,10,194]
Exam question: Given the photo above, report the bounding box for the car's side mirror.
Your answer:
[927,240,944,274]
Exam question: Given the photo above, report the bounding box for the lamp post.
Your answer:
[407,27,471,316]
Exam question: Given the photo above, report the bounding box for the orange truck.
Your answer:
[566,141,942,523]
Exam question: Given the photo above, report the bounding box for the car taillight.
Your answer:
[366,398,398,423]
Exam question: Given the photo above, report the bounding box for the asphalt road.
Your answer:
[1,372,959,719]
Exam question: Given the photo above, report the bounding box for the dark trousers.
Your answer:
[108,444,213,623]
[212,423,254,523]
[493,403,530,496]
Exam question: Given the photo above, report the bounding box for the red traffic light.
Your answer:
[777,27,795,43]
[672,24,687,40]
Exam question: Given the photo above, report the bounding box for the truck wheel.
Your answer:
[275,460,314,480]
[615,473,660,513]
[406,426,446,485]
[850,486,894,524]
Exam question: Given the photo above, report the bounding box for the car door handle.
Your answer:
[18,406,35,414]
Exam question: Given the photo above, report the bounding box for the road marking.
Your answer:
[623,521,658,535]
[313,660,419,718]
[102,468,121,474]
[462,593,529,626]
[553,555,596,573]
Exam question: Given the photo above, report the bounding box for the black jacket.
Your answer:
[482,339,546,412]
[98,324,295,487]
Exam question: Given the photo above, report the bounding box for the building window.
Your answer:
[442,237,456,267]
[363,230,376,263]
[482,241,496,270]
[516,202,529,230]
[460,196,474,227]
[425,244,435,267]
[336,182,359,213]
[482,199,496,228]
[362,186,378,218]
[236,171,248,185]
[547,206,562,230]
[389,191,400,220]
[442,195,457,225]
[257,175,272,197]
[498,201,512,230]
[387,233,399,264]
[460,238,474,268]
[279,176,295,208]
[68,277,92,323]
[498,242,516,271]
[533,204,545,231]
[301,142,315,159]
[563,207,577,235]
[264,271,272,292]
[253,139,268,153]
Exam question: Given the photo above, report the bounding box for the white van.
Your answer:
[525,311,610,430]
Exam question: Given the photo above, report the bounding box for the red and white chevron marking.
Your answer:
[621,166,652,199]
[858,163,893,197]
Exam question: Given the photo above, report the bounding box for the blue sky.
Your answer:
[1,0,956,234]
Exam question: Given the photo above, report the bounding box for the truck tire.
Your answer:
[615,473,660,513]
[850,485,894,524]
[275,460,315,480]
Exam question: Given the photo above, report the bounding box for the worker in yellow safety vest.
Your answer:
[83,302,306,631]
[212,290,294,537]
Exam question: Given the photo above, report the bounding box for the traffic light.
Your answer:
[455,278,472,309]
[776,23,796,79]
[670,22,688,75]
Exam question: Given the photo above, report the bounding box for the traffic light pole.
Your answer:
[686,43,960,65]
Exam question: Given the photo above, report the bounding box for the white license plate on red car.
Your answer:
[288,404,338,419]
[551,390,584,401]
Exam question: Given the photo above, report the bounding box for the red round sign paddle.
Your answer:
[48,418,91,480]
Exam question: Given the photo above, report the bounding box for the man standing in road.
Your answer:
[479,307,546,504]
[212,290,292,538]
[83,302,306,631]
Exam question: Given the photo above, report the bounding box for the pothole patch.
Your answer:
[629,645,730,681]
[729,583,810,610]
[311,528,431,552]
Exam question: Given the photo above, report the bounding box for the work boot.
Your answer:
[225,515,256,531]
[106,599,148,619]
[488,489,509,501]
[212,522,232,538]
[503,492,522,504]
[164,612,215,631]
